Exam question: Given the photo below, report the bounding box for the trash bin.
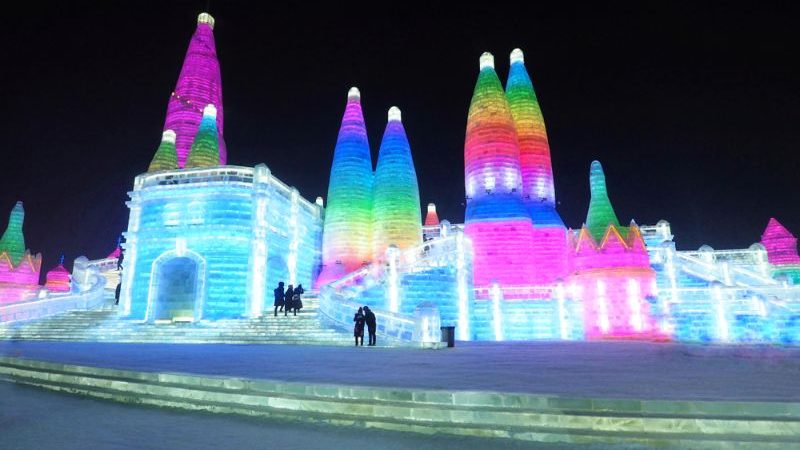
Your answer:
[440,326,456,348]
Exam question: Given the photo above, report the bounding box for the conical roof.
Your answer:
[163,12,226,168]
[506,48,555,206]
[373,107,422,255]
[147,130,178,172]
[585,161,621,241]
[464,52,523,200]
[320,88,374,273]
[424,203,440,226]
[0,202,26,265]
[185,104,220,168]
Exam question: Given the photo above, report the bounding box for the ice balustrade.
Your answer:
[319,224,470,344]
[0,264,106,323]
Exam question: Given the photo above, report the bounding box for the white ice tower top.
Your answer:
[427,203,436,213]
[479,52,495,70]
[388,106,402,122]
[202,104,217,119]
[162,129,176,144]
[348,87,361,100]
[510,48,525,64]
[197,12,215,29]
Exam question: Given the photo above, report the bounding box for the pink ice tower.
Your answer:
[505,48,568,283]
[760,218,800,283]
[567,162,665,340]
[163,12,226,168]
[45,256,70,293]
[424,203,439,226]
[463,52,537,289]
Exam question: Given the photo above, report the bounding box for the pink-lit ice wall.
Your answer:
[464,53,537,288]
[163,13,226,168]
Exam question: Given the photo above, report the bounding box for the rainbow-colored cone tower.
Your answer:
[163,12,226,168]
[317,88,374,286]
[373,107,422,256]
[505,48,567,283]
[464,53,537,289]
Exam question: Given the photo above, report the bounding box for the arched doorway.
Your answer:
[148,251,205,322]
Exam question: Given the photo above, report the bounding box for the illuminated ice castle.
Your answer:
[83,12,798,345]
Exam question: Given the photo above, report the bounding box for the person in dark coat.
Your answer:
[284,285,294,316]
[114,282,121,305]
[292,284,305,314]
[363,306,377,346]
[353,307,365,346]
[273,282,285,316]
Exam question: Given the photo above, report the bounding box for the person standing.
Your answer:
[284,285,294,316]
[292,284,305,314]
[114,282,122,306]
[273,282,285,316]
[363,306,377,346]
[353,307,365,346]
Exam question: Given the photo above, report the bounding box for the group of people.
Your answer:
[273,282,305,316]
[353,306,377,346]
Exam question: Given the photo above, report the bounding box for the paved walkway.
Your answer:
[1,340,798,401]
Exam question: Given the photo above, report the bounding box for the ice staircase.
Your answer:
[0,293,353,345]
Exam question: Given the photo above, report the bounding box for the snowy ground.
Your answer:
[3,381,646,450]
[2,340,799,401]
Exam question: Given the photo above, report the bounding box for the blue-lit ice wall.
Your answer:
[121,165,322,321]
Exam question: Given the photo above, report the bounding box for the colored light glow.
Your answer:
[373,107,422,256]
[184,105,220,168]
[386,246,400,313]
[491,282,503,341]
[456,232,470,340]
[163,13,226,167]
[317,88,374,286]
[506,48,555,207]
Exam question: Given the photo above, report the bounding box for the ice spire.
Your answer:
[163,12,226,168]
[464,52,523,199]
[316,88,374,285]
[0,202,26,265]
[761,218,800,266]
[373,107,422,256]
[424,203,440,226]
[185,105,220,168]
[464,52,536,288]
[585,161,621,241]
[147,130,178,172]
[505,48,555,207]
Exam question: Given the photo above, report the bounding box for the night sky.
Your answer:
[2,2,798,275]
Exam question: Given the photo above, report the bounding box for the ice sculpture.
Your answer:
[184,105,220,168]
[148,130,178,172]
[505,49,568,283]
[568,162,662,340]
[45,257,70,292]
[163,12,226,167]
[316,88,374,286]
[424,203,439,226]
[463,52,537,288]
[0,202,42,303]
[506,48,555,207]
[761,217,800,283]
[373,107,422,256]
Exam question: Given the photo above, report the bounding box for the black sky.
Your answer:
[2,2,798,275]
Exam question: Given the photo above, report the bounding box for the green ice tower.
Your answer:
[0,201,27,265]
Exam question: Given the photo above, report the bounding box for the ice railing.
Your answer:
[133,165,322,219]
[648,243,776,287]
[88,257,121,289]
[319,225,467,345]
[0,266,106,324]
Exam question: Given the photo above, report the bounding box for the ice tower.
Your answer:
[148,130,179,172]
[505,48,567,283]
[424,203,439,226]
[568,162,662,340]
[372,107,422,256]
[316,88,374,286]
[163,12,226,168]
[185,105,220,168]
[0,202,42,303]
[464,52,537,288]
[761,218,800,283]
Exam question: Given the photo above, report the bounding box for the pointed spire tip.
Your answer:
[197,12,215,29]
[427,203,436,212]
[162,130,176,143]
[388,106,402,122]
[347,87,361,100]
[510,48,524,64]
[479,52,494,70]
[202,104,217,118]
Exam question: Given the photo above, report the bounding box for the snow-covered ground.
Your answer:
[1,340,799,401]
